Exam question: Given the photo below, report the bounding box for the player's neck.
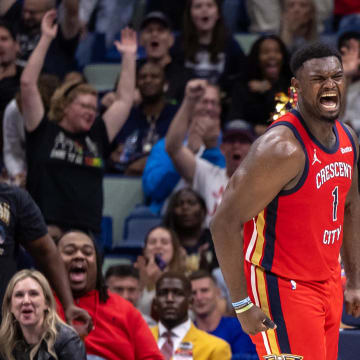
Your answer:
[297,105,336,149]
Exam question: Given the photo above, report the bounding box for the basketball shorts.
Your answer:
[244,261,343,360]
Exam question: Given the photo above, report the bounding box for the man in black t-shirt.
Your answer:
[0,0,81,78]
[0,182,91,334]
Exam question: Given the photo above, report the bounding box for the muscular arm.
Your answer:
[342,126,360,316]
[210,126,304,334]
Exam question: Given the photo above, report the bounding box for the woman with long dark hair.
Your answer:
[164,187,218,273]
[228,34,292,135]
[171,0,245,99]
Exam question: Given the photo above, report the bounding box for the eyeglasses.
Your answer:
[72,101,98,115]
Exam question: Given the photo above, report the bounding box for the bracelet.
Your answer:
[232,297,251,309]
[235,303,254,314]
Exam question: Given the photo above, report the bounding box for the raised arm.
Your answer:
[210,126,304,335]
[21,10,58,132]
[3,100,27,184]
[60,0,80,39]
[342,126,360,317]
[103,27,137,143]
[165,79,207,183]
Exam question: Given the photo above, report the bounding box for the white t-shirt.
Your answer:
[193,157,229,227]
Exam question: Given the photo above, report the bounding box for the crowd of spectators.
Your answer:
[0,0,360,359]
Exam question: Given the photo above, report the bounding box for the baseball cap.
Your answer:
[140,11,171,30]
[222,120,255,143]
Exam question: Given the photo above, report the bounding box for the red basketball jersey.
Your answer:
[243,110,356,281]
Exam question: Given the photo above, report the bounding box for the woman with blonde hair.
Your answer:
[21,10,137,241]
[0,269,85,360]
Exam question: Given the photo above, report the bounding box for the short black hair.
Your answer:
[105,264,139,281]
[290,42,342,76]
[0,19,16,40]
[246,34,292,81]
[156,271,192,297]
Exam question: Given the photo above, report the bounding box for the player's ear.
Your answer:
[291,76,300,92]
[291,76,299,91]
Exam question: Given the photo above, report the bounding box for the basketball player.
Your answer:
[210,42,360,360]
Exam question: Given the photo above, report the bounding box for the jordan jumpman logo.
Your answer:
[312,149,321,165]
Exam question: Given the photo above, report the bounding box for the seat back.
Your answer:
[123,205,163,244]
[83,63,120,92]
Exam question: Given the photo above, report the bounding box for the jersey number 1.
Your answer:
[332,186,338,221]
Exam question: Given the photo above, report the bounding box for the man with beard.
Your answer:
[56,230,164,360]
[0,0,80,78]
[151,271,231,360]
[110,60,178,175]
[210,42,360,359]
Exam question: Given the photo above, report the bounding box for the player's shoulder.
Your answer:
[252,124,305,165]
[341,122,359,147]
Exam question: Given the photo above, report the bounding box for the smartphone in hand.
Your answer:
[155,254,167,271]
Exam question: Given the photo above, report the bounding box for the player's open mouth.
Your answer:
[319,92,338,110]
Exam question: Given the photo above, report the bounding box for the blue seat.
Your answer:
[106,205,162,261]
[338,329,360,360]
[122,205,162,244]
[100,216,113,251]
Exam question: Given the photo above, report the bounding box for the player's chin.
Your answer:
[320,111,339,123]
[318,103,341,122]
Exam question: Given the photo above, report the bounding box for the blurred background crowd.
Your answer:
[0,0,360,359]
